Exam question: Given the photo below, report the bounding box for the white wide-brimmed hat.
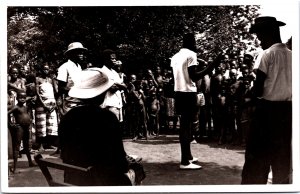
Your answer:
[64,42,88,55]
[69,67,114,99]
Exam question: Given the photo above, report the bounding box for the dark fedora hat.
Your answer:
[249,16,286,33]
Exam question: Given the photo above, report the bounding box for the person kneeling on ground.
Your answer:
[59,67,145,186]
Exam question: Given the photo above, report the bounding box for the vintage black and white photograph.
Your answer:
[2,1,300,193]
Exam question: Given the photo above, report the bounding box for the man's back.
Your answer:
[59,105,130,186]
[171,48,198,92]
[258,43,292,101]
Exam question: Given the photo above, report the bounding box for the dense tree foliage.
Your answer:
[7,6,260,74]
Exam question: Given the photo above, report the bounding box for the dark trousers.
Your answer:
[241,99,292,184]
[175,92,198,165]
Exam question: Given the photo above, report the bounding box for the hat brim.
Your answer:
[68,78,114,99]
[249,21,286,33]
[64,47,88,55]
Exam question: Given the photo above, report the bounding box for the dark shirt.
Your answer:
[59,105,130,186]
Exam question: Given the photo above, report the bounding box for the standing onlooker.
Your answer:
[130,80,148,140]
[210,62,226,143]
[170,33,219,169]
[125,74,138,138]
[154,66,164,88]
[197,60,212,141]
[114,60,128,134]
[19,65,29,83]
[163,69,178,131]
[239,78,254,146]
[56,42,88,115]
[35,64,59,152]
[241,16,292,184]
[8,92,37,173]
[146,88,160,137]
[54,42,88,155]
[100,49,127,123]
[8,66,26,106]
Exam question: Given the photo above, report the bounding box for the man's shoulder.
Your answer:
[171,49,196,62]
[59,60,75,69]
[266,43,290,54]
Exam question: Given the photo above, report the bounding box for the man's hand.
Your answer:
[109,84,119,93]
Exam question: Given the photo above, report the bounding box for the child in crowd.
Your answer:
[146,88,160,137]
[157,87,167,132]
[226,82,241,144]
[128,80,148,141]
[125,74,137,137]
[8,92,36,173]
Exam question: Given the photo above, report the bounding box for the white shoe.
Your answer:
[180,163,202,170]
[191,139,197,144]
[189,157,198,163]
[127,154,142,162]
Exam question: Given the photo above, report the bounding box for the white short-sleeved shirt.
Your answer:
[100,66,123,109]
[171,48,198,92]
[258,43,292,101]
[56,60,82,90]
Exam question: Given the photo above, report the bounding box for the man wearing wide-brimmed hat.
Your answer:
[57,42,88,94]
[58,68,145,185]
[51,42,88,156]
[241,16,292,184]
[56,42,89,114]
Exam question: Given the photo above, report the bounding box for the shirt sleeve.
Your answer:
[56,63,68,82]
[258,51,269,74]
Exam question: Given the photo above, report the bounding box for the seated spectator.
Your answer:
[59,68,145,186]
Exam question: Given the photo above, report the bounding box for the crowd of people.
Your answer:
[7,16,292,185]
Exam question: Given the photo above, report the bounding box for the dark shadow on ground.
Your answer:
[204,141,246,153]
[123,135,179,145]
[9,158,242,186]
[142,161,242,185]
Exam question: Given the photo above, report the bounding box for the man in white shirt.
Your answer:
[52,42,88,156]
[171,33,220,170]
[56,42,88,115]
[100,49,127,122]
[57,42,88,96]
[242,17,292,184]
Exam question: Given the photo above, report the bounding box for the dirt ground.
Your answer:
[123,134,245,185]
[7,133,247,187]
